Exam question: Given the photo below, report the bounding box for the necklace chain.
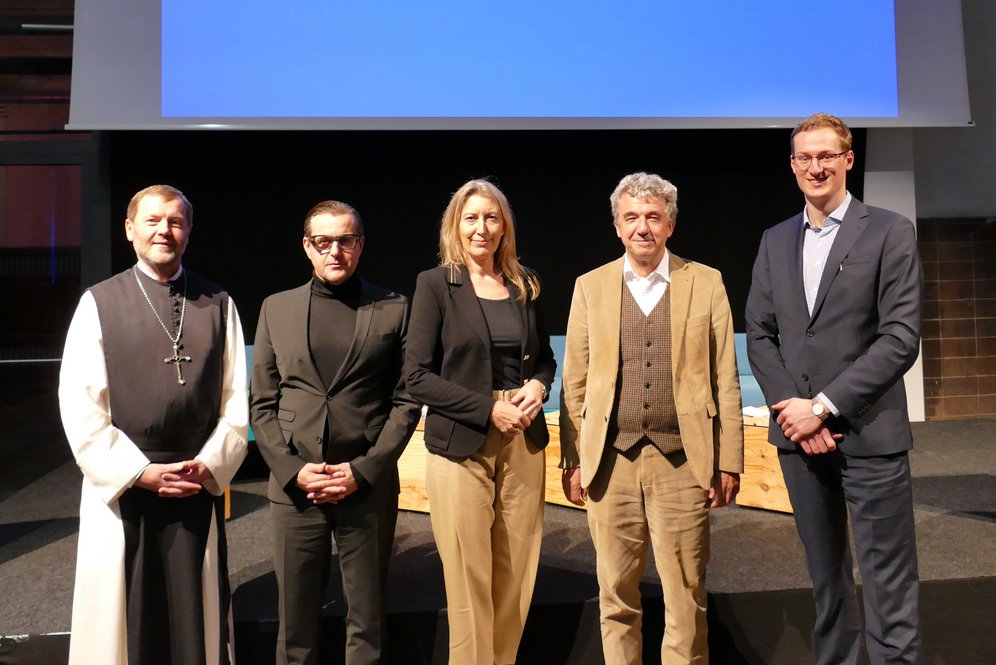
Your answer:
[133,266,187,344]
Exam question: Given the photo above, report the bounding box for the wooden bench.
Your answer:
[398,411,792,514]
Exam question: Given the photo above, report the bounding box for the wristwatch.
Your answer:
[527,379,549,401]
[811,400,827,418]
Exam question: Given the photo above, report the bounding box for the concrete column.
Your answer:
[864,128,925,422]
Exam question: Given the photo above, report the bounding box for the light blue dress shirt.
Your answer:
[801,192,852,416]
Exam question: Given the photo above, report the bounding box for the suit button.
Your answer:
[645,383,651,389]
[645,340,653,347]
[806,329,814,337]
[644,403,650,409]
[802,374,809,381]
[646,361,652,367]
[326,394,333,401]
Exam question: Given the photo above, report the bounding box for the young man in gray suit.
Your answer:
[745,113,923,665]
[250,200,420,665]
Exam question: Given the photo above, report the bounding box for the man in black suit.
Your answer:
[745,113,923,665]
[250,200,420,665]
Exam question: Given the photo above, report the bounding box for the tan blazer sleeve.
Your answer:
[558,275,589,469]
[709,273,744,474]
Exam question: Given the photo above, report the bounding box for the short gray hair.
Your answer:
[609,172,678,223]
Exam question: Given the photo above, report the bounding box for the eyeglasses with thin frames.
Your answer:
[791,151,847,170]
[307,234,363,253]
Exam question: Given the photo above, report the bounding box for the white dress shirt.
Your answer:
[622,251,669,316]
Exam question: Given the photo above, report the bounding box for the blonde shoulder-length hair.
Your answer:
[438,179,540,302]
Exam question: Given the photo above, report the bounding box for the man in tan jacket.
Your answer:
[560,172,744,665]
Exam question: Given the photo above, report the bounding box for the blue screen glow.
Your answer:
[161,0,899,119]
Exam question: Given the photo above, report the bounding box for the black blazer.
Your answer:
[250,279,421,505]
[745,198,922,456]
[405,265,557,460]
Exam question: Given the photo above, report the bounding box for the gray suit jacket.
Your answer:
[745,198,922,455]
[250,279,420,505]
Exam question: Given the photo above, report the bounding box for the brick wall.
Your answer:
[919,218,996,420]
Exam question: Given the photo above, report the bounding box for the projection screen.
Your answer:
[67,0,972,130]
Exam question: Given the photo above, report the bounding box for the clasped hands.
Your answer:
[136,459,215,498]
[771,397,843,456]
[296,462,358,505]
[489,379,546,437]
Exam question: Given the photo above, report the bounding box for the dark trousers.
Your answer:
[779,448,921,665]
[271,478,398,665]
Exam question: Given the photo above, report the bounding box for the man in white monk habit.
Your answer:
[59,184,248,665]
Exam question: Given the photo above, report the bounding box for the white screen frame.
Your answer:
[67,0,972,130]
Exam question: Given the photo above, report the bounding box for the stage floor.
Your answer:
[2,364,995,663]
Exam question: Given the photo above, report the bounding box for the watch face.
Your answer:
[812,402,826,416]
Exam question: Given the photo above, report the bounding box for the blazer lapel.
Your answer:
[668,254,693,363]
[593,259,623,372]
[325,279,375,394]
[508,281,530,362]
[809,199,870,323]
[447,265,492,349]
[291,282,326,390]
[786,213,810,315]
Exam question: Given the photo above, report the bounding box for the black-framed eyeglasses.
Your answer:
[791,151,847,169]
[307,234,363,253]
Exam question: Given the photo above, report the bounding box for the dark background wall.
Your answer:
[104,128,866,338]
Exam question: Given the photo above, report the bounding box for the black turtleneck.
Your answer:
[309,273,361,388]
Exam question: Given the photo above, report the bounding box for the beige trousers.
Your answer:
[425,419,545,665]
[586,443,711,665]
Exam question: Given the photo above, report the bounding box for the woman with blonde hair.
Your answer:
[405,179,556,665]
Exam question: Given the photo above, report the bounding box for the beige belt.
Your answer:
[492,388,520,401]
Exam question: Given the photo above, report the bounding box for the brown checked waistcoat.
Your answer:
[611,285,683,456]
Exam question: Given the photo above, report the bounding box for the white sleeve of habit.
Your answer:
[195,296,249,495]
[58,291,150,505]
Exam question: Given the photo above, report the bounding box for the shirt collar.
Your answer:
[135,260,182,282]
[803,191,852,230]
[623,250,670,283]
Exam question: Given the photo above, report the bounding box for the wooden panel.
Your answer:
[736,413,793,513]
[540,414,581,509]
[396,422,430,512]
[0,0,74,15]
[397,413,579,513]
[399,412,793,514]
[0,35,72,58]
